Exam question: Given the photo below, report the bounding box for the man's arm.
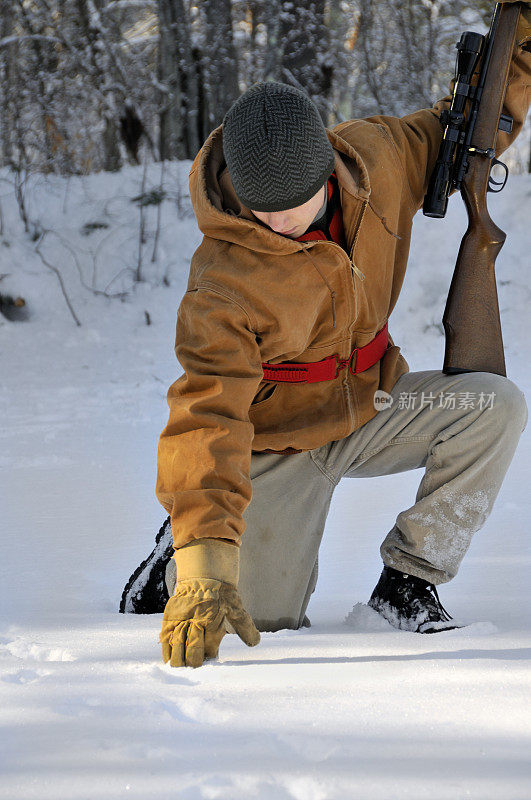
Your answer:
[358,6,530,211]
[156,286,263,549]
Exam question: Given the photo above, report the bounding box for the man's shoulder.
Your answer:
[332,117,391,150]
[330,117,403,184]
[186,237,268,323]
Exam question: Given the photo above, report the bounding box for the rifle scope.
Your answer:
[423,31,484,218]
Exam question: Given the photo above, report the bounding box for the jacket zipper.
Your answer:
[301,199,368,288]
[348,200,368,282]
[300,199,368,430]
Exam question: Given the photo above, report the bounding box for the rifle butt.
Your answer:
[442,211,507,376]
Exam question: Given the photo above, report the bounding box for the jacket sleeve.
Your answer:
[361,37,530,211]
[156,287,264,550]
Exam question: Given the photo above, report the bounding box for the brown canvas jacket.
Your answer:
[156,40,530,550]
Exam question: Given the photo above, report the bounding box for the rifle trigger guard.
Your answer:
[487,158,509,194]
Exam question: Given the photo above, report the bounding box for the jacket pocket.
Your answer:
[251,382,279,407]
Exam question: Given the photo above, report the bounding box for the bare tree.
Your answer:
[0,0,15,165]
[158,0,200,160]
[354,0,484,117]
[199,0,240,131]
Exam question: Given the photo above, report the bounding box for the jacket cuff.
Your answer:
[173,538,239,586]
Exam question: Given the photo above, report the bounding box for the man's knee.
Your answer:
[484,373,528,433]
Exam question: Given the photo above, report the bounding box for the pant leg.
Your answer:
[166,451,331,633]
[310,369,528,584]
[236,450,333,632]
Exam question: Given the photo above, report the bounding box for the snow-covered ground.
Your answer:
[1,159,530,800]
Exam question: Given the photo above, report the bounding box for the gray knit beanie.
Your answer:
[222,81,335,213]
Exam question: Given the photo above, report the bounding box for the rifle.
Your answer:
[423,2,523,377]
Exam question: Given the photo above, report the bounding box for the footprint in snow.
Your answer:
[344,603,497,635]
[1,638,76,662]
[344,602,397,631]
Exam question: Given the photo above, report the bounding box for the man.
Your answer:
[154,4,531,667]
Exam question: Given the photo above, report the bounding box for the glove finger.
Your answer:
[161,639,172,664]
[185,622,205,668]
[204,624,226,660]
[225,597,261,647]
[170,621,189,668]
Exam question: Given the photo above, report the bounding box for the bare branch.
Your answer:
[35,232,82,327]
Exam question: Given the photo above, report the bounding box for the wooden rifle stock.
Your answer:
[442,3,521,377]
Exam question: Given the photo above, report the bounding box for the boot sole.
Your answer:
[119,516,173,614]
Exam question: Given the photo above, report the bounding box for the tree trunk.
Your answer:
[158,0,200,160]
[75,0,124,172]
[0,0,14,164]
[200,0,240,133]
[264,0,282,82]
[103,115,122,172]
[264,0,332,122]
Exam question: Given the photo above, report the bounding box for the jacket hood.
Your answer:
[188,123,372,256]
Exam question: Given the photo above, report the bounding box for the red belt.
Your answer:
[261,322,389,384]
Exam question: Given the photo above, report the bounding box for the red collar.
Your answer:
[294,172,347,250]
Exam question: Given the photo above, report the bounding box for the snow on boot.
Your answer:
[368,565,460,633]
[119,516,174,614]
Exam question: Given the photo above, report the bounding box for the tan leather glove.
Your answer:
[159,538,260,668]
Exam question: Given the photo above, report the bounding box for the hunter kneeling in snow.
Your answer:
[153,3,531,667]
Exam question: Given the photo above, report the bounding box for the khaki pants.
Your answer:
[237,369,528,632]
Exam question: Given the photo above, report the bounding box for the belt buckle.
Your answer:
[348,347,358,375]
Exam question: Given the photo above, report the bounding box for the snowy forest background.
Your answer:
[1,0,529,316]
[1,0,530,177]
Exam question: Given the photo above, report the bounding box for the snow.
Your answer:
[1,160,531,799]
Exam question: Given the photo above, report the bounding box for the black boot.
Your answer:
[368,565,459,633]
[119,516,174,614]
